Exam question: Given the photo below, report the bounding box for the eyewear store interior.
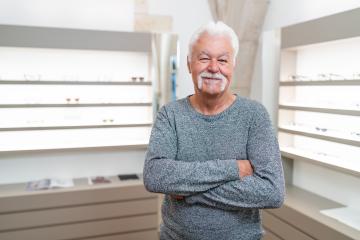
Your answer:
[0,1,359,240]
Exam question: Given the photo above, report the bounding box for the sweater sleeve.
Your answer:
[185,103,285,209]
[143,106,240,196]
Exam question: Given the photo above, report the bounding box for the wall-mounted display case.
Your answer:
[278,36,360,177]
[266,8,360,240]
[0,24,178,152]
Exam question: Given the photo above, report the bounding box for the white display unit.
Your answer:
[0,25,163,239]
[263,8,360,240]
[277,22,360,177]
[0,25,154,152]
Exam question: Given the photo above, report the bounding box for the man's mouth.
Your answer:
[202,77,222,81]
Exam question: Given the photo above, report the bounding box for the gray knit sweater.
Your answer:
[143,95,285,240]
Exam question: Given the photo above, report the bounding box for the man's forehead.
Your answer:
[194,34,232,50]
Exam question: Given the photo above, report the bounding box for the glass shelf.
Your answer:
[278,104,360,116]
[280,146,360,177]
[0,123,153,132]
[0,106,153,130]
[0,85,152,105]
[0,103,152,108]
[279,79,360,86]
[278,125,360,147]
[0,80,152,85]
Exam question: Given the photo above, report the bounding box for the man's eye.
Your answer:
[200,58,210,61]
[218,59,228,63]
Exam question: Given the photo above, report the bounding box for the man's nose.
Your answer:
[207,59,220,73]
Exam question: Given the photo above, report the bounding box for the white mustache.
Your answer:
[199,71,227,81]
[197,71,227,92]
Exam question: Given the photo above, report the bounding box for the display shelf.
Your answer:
[278,126,360,147]
[266,185,360,240]
[0,103,152,108]
[0,143,150,153]
[0,126,152,152]
[280,146,360,177]
[278,104,360,116]
[0,123,153,132]
[0,24,152,52]
[279,79,360,86]
[0,24,159,152]
[274,8,360,240]
[0,144,149,154]
[0,176,144,199]
[0,80,152,85]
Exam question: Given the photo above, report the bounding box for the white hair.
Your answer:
[188,21,239,62]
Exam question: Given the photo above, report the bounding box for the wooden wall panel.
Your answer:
[263,211,314,240]
[0,183,154,213]
[0,198,158,231]
[262,227,283,240]
[0,182,159,240]
[0,214,158,240]
[85,230,159,240]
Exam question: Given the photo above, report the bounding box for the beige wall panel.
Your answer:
[262,227,283,240]
[267,206,357,240]
[263,211,314,240]
[135,0,149,14]
[0,198,158,231]
[0,184,156,213]
[0,214,158,240]
[135,14,172,32]
[85,230,158,240]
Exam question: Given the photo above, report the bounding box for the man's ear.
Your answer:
[187,56,191,73]
[232,56,237,69]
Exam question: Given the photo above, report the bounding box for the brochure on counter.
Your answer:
[26,178,74,191]
[88,176,112,185]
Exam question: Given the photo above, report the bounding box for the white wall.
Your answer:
[0,0,212,184]
[263,0,360,30]
[147,0,212,99]
[0,0,134,31]
[256,0,360,209]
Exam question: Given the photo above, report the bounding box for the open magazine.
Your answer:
[88,176,112,185]
[26,178,74,191]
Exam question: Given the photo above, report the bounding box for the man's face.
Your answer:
[188,33,235,96]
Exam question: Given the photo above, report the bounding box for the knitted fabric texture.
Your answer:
[143,95,285,240]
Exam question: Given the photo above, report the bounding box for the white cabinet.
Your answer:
[277,17,360,177]
[0,25,178,152]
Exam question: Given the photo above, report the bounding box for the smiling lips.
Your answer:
[202,77,222,81]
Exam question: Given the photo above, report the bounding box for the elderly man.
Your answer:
[143,21,285,240]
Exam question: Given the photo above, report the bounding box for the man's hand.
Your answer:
[171,195,184,200]
[237,160,253,178]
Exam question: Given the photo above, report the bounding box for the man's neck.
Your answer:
[190,91,236,115]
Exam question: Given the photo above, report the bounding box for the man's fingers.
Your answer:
[237,159,254,178]
[171,195,184,200]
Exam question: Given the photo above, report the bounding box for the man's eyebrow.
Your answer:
[198,51,230,57]
[198,51,210,56]
[218,53,230,58]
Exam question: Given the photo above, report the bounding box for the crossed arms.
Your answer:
[143,104,285,210]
